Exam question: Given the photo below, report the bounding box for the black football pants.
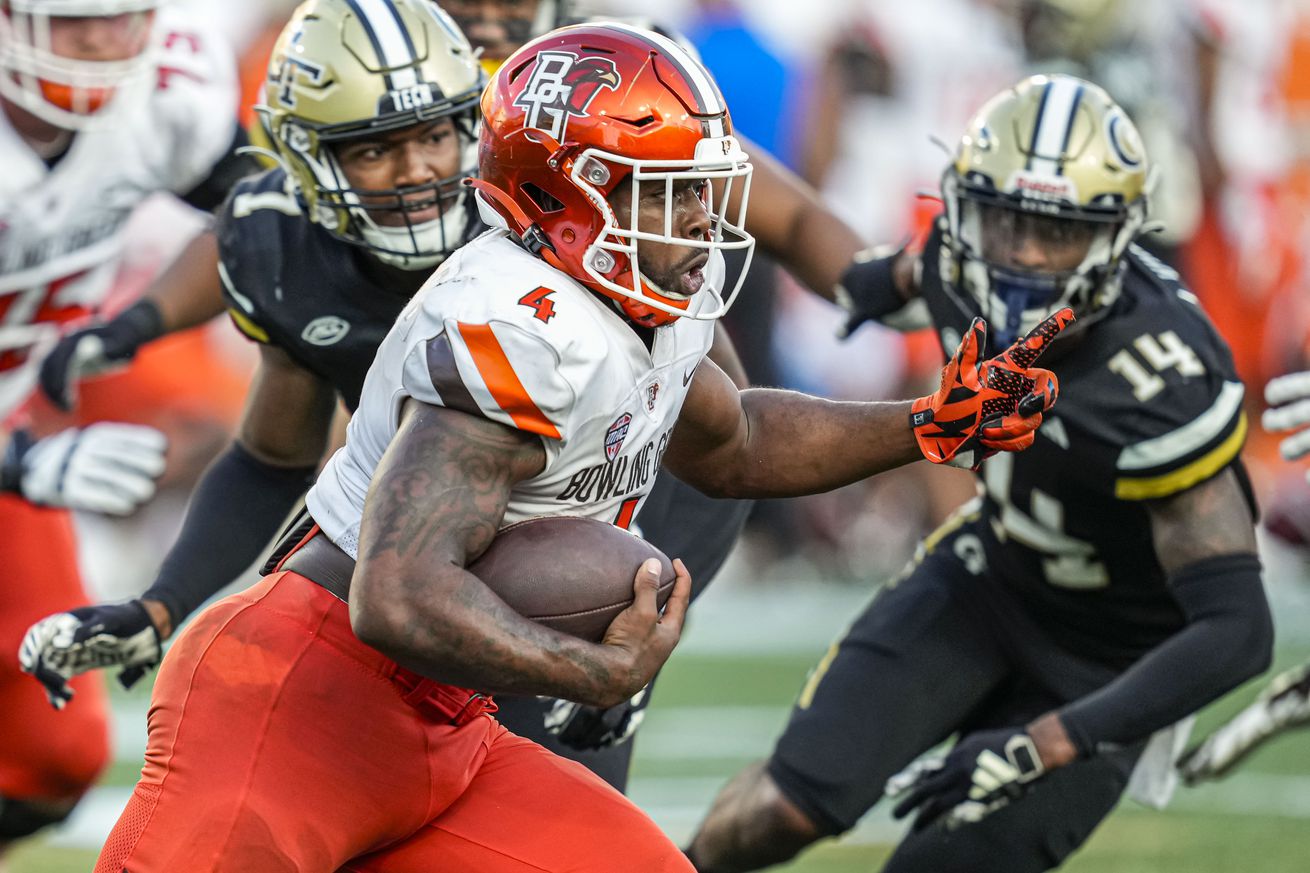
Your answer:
[767,520,1144,873]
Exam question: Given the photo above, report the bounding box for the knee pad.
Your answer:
[0,795,76,840]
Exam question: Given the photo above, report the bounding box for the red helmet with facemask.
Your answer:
[473,22,754,327]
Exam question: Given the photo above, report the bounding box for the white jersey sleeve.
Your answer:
[138,5,242,195]
[402,315,576,442]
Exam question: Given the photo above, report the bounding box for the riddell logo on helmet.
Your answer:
[514,51,621,141]
[1008,171,1078,203]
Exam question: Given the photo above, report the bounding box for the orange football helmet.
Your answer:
[473,22,754,327]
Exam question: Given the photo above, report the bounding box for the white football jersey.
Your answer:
[0,6,238,418]
[308,230,718,559]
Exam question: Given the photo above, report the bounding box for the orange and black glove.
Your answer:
[911,308,1072,470]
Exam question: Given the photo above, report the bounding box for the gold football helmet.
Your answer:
[257,0,482,270]
[940,73,1151,346]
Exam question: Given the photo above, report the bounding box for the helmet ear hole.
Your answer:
[521,182,565,214]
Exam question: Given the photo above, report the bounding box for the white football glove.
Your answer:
[16,424,167,515]
[1265,371,1310,476]
[1177,660,1310,784]
[544,684,651,751]
[19,601,162,709]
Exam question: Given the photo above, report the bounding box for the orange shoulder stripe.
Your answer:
[456,322,562,439]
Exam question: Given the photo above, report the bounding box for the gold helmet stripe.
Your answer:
[345,0,422,90]
[1028,76,1084,176]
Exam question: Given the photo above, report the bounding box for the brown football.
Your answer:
[468,516,676,642]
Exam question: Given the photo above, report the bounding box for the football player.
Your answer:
[1175,370,1310,783]
[0,0,245,851]
[685,74,1273,873]
[21,0,488,700]
[93,24,1063,871]
[23,0,876,793]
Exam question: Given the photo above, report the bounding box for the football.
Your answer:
[468,516,676,642]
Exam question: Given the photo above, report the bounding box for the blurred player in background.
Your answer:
[22,0,897,794]
[0,0,248,853]
[687,74,1272,873]
[93,21,1065,870]
[1177,368,1310,782]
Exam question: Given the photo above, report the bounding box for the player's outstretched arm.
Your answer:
[889,466,1271,829]
[664,311,1068,498]
[1024,468,1270,773]
[18,345,334,707]
[726,138,926,337]
[352,401,689,709]
[39,231,226,411]
[731,141,863,302]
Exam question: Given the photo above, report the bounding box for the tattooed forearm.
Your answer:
[361,404,530,565]
[1147,466,1257,574]
[351,402,630,705]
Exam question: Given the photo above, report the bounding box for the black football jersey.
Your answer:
[914,224,1252,665]
[213,168,483,410]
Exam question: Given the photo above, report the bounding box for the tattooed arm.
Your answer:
[350,400,691,707]
[1029,467,1271,768]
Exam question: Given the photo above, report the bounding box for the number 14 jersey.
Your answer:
[919,229,1251,666]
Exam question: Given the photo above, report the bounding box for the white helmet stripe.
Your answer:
[346,0,420,90]
[597,21,727,139]
[1028,76,1084,177]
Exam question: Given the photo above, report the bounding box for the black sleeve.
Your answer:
[141,442,316,626]
[180,124,261,212]
[1058,553,1273,754]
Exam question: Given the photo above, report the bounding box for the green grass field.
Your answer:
[12,577,1310,871]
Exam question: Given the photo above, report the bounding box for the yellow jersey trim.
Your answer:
[227,307,270,343]
[1114,413,1246,500]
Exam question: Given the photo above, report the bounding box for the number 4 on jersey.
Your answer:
[518,287,558,323]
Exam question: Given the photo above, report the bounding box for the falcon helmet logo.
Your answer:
[605,413,632,461]
[513,51,621,141]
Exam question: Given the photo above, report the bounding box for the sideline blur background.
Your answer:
[15,0,1310,869]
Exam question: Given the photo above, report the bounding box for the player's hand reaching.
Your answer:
[1177,660,1310,784]
[39,299,164,411]
[2,423,167,516]
[1264,371,1310,478]
[596,558,691,708]
[911,309,1071,470]
[886,726,1047,831]
[545,683,652,751]
[18,601,164,709]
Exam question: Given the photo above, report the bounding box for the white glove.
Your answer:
[18,601,162,709]
[1177,660,1310,783]
[17,424,167,515]
[1264,371,1310,473]
[543,684,651,750]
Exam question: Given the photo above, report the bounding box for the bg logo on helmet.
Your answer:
[514,51,621,141]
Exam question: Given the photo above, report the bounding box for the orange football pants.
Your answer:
[0,495,109,804]
[97,570,692,872]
